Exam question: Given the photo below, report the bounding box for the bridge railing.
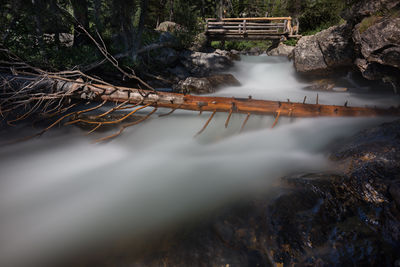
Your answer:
[205,17,298,40]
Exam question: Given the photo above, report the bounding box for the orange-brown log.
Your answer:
[86,83,400,118]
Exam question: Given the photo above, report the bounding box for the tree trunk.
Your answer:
[32,0,45,54]
[84,84,400,117]
[112,0,135,52]
[70,0,89,46]
[6,75,396,118]
[94,0,103,32]
[218,0,224,20]
[169,0,174,21]
[132,0,149,60]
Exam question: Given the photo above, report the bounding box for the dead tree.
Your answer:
[1,72,399,143]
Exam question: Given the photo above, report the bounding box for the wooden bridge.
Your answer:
[205,17,300,41]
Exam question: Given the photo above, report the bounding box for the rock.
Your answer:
[247,47,262,56]
[156,21,185,33]
[317,24,355,68]
[180,50,234,76]
[267,43,295,57]
[342,0,400,23]
[206,74,241,88]
[303,78,348,92]
[230,49,241,61]
[354,17,400,69]
[355,58,387,80]
[330,120,400,178]
[190,32,208,52]
[158,31,178,44]
[353,16,400,88]
[265,172,399,266]
[71,120,400,267]
[153,47,179,66]
[390,182,400,207]
[59,33,74,47]
[175,77,213,94]
[293,24,354,75]
[175,74,241,94]
[303,78,339,91]
[167,64,190,80]
[293,35,328,75]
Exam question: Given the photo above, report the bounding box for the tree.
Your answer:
[70,0,90,46]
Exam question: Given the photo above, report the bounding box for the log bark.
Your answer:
[87,83,399,117]
[3,75,399,119]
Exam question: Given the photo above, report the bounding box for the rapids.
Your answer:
[0,55,398,266]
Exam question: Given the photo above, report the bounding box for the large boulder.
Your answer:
[354,17,400,69]
[293,35,328,74]
[316,24,355,68]
[293,24,354,75]
[352,16,400,90]
[180,50,234,76]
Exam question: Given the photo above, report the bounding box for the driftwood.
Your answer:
[1,75,399,143]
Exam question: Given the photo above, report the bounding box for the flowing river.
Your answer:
[0,55,399,266]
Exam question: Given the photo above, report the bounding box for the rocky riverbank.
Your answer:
[142,29,241,94]
[148,120,399,267]
[71,119,400,267]
[292,0,400,91]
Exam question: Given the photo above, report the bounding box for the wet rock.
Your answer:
[175,77,213,94]
[303,78,348,92]
[180,50,234,76]
[175,74,241,94]
[247,47,262,56]
[206,74,241,88]
[265,173,399,266]
[229,49,241,61]
[330,119,400,247]
[267,43,295,57]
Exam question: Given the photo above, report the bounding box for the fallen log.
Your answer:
[2,75,399,119]
[87,83,399,118]
[1,75,400,142]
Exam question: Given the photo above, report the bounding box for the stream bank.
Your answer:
[292,0,400,92]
